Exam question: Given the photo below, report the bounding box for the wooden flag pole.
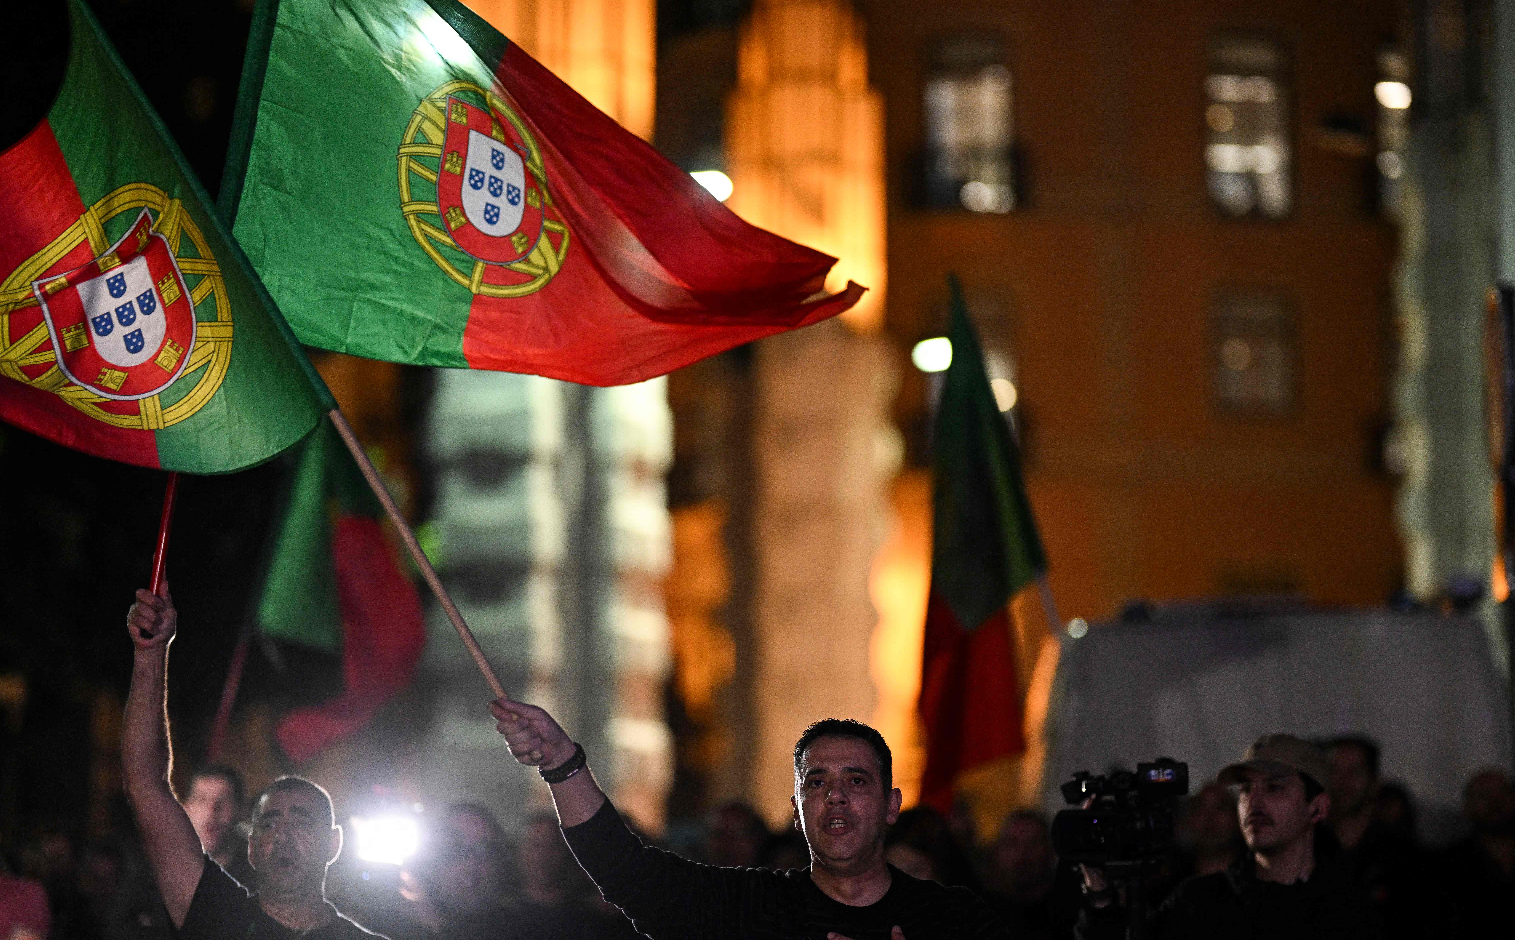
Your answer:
[327,408,508,700]
[149,473,179,595]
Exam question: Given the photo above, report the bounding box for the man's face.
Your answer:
[247,789,339,892]
[791,736,901,875]
[184,776,239,855]
[1328,744,1375,816]
[992,816,1054,891]
[1234,768,1327,855]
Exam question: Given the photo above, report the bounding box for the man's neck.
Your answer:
[259,883,333,931]
[810,856,893,907]
[1252,834,1315,885]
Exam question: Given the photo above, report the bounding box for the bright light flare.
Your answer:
[1066,617,1089,639]
[1375,81,1412,110]
[911,337,952,373]
[990,378,1018,411]
[351,814,421,866]
[691,170,733,202]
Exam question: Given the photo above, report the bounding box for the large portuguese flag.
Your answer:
[223,0,864,386]
[0,0,329,472]
[917,276,1047,812]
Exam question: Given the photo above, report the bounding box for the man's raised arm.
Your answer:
[122,586,205,928]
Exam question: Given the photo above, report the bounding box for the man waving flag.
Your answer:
[0,0,328,472]
[224,0,864,386]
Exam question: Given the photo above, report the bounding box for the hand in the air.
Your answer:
[127,585,176,652]
[489,698,575,770]
[827,929,904,940]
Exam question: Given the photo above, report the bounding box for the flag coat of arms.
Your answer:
[223,0,864,386]
[0,0,328,472]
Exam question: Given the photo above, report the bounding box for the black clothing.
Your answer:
[1075,855,1384,940]
[1438,836,1515,939]
[561,801,1009,940]
[178,856,384,940]
[1339,825,1443,940]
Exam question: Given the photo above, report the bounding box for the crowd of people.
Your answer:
[1,734,1511,940]
[0,587,1511,940]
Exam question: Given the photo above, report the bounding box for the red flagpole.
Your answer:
[150,472,178,594]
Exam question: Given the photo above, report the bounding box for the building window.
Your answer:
[1205,37,1290,218]
[1213,292,1294,414]
[923,34,1014,213]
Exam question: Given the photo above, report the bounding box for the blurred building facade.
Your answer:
[661,0,1410,826]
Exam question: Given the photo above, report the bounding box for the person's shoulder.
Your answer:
[1165,868,1240,910]
[328,908,388,940]
[886,866,996,914]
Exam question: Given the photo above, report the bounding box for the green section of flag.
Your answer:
[930,275,1047,630]
[258,420,379,650]
[53,0,331,472]
[227,0,506,367]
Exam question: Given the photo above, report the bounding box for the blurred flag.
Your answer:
[0,0,328,472]
[260,420,427,763]
[918,276,1047,812]
[222,0,863,386]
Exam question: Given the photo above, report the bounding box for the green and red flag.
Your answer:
[918,276,1047,812]
[0,0,329,472]
[222,0,863,386]
[259,420,427,763]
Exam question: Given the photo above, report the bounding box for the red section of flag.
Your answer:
[0,122,160,466]
[917,591,1025,812]
[275,516,427,763]
[457,42,864,386]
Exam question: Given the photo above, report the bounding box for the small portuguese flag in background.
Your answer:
[917,276,1047,812]
[223,0,864,386]
[259,421,426,763]
[0,0,329,472]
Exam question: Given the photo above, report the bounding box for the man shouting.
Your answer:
[122,586,382,940]
[492,698,1008,940]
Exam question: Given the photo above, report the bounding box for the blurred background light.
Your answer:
[1066,617,1089,639]
[351,814,421,866]
[691,170,733,202]
[990,377,1018,411]
[1374,80,1412,110]
[911,336,953,372]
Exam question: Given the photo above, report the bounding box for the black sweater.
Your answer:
[562,801,1010,940]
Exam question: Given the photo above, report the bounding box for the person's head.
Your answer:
[247,777,341,896]
[884,806,971,887]
[1326,735,1380,818]
[1462,768,1515,837]
[706,801,770,868]
[791,719,901,875]
[417,803,510,913]
[1177,781,1242,857]
[989,810,1056,899]
[183,765,245,857]
[1218,734,1331,858]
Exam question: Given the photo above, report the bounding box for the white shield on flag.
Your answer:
[76,254,166,368]
[461,129,526,238]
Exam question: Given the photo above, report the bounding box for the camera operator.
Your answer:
[1074,735,1384,940]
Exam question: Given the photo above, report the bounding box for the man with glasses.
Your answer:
[121,585,383,940]
[1077,734,1384,939]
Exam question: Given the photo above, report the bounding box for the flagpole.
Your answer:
[206,627,252,762]
[149,473,179,594]
[327,408,508,700]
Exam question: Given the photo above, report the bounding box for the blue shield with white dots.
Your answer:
[91,312,114,337]
[136,289,156,315]
[116,301,136,327]
[107,272,127,298]
[469,168,485,191]
[123,330,145,355]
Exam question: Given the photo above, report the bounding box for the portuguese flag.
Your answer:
[259,421,426,763]
[918,277,1047,812]
[0,0,329,473]
[223,0,864,386]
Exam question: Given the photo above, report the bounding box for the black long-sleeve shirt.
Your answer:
[561,801,1010,940]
